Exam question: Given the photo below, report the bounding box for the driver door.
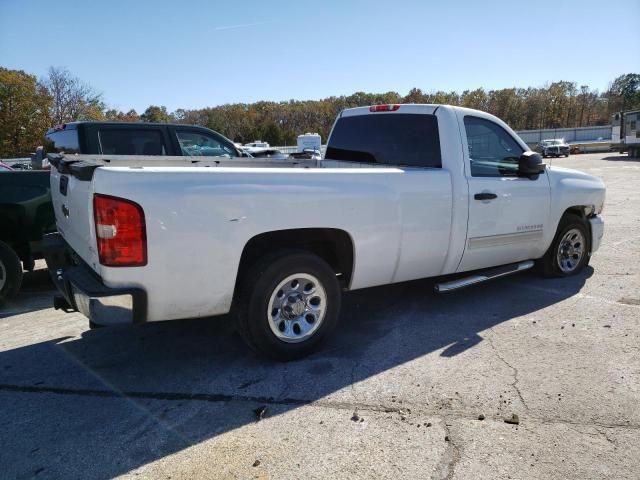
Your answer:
[458,115,551,272]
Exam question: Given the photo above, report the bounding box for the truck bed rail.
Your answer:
[48,154,320,180]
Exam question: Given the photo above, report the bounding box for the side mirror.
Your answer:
[518,151,546,179]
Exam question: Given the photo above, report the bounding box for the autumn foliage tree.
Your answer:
[1,65,639,158]
[0,68,52,157]
[140,105,173,123]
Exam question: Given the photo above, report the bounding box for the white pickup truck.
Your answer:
[44,104,605,360]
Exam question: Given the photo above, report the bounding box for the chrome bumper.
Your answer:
[43,233,147,326]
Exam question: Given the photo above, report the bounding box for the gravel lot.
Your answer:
[1,152,639,479]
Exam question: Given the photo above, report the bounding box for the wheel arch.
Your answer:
[234,228,355,295]
[558,206,594,253]
[563,205,589,221]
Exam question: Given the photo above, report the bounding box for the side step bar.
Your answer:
[434,260,534,293]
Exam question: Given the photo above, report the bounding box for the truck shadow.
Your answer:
[0,268,54,318]
[602,154,640,162]
[1,268,591,479]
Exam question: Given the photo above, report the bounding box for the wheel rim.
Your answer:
[0,259,6,291]
[267,273,327,343]
[556,228,585,273]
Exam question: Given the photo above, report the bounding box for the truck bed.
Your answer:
[49,153,455,321]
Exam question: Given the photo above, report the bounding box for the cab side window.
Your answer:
[99,129,166,155]
[464,116,523,177]
[176,130,237,157]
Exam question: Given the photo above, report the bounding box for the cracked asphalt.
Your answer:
[1,152,639,479]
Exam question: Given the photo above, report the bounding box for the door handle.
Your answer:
[474,192,497,200]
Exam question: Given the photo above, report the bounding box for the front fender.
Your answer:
[545,166,606,248]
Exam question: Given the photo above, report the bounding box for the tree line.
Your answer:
[1,65,639,158]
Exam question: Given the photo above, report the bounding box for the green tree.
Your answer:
[403,88,427,104]
[607,73,640,112]
[261,121,284,145]
[105,109,140,122]
[0,67,52,157]
[461,88,488,111]
[140,105,173,123]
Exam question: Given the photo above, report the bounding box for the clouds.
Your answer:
[214,22,269,31]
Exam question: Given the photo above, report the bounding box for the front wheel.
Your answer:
[236,251,341,361]
[535,214,590,277]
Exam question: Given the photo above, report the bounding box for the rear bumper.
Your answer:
[589,215,604,254]
[43,233,147,326]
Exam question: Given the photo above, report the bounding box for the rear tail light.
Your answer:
[369,104,400,112]
[93,194,147,266]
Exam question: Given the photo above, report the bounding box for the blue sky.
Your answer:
[1,0,638,113]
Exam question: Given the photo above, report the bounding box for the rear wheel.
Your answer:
[0,241,23,304]
[535,213,590,277]
[236,250,341,361]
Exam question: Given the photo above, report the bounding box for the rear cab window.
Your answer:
[325,113,442,168]
[45,127,81,154]
[98,128,167,155]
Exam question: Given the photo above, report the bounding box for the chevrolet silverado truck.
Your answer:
[44,104,606,360]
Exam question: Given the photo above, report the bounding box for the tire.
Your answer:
[0,241,23,304]
[535,213,590,277]
[236,250,341,361]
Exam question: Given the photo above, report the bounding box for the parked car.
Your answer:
[243,140,270,149]
[242,141,273,155]
[0,161,15,171]
[44,104,605,360]
[246,148,289,159]
[290,148,322,161]
[535,139,570,157]
[45,121,245,158]
[2,158,33,170]
[0,169,55,303]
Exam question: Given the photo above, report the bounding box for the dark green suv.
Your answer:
[44,121,242,157]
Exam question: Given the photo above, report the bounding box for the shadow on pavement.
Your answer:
[0,267,592,478]
[602,154,639,161]
[0,267,54,318]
